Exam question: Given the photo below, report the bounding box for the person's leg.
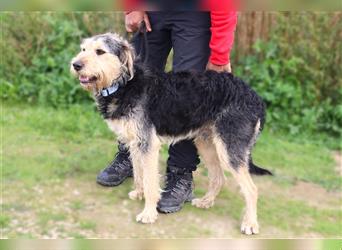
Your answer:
[168,11,211,172]
[171,12,211,72]
[157,11,211,213]
[97,12,172,186]
[132,12,172,71]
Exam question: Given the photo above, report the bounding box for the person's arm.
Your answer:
[206,11,237,72]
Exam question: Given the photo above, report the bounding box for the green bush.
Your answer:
[1,12,341,139]
[234,13,342,138]
[1,12,124,107]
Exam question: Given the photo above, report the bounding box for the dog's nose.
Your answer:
[72,61,84,71]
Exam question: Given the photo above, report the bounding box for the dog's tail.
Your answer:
[248,158,273,176]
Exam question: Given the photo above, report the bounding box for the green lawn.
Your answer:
[1,103,341,238]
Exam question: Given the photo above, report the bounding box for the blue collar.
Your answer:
[101,83,119,97]
[100,75,127,97]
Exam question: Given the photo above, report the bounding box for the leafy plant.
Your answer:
[1,12,125,107]
[234,12,342,139]
[1,12,341,140]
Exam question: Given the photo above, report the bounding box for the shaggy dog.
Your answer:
[70,33,271,235]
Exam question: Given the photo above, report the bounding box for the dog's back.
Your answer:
[145,69,266,137]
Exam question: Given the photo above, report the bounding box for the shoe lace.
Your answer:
[164,171,190,198]
[164,171,177,190]
[109,151,130,173]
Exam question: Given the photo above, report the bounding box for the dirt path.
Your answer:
[2,171,341,238]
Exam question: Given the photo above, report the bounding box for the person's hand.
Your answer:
[206,61,231,73]
[125,11,152,33]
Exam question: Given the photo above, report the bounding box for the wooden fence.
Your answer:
[234,12,277,61]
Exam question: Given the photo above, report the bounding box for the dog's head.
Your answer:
[70,33,135,92]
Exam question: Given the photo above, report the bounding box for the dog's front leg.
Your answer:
[130,133,161,224]
[128,154,144,201]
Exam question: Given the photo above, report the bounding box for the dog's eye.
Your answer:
[82,48,85,52]
[96,49,106,55]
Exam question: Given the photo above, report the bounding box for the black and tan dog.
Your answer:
[70,33,271,235]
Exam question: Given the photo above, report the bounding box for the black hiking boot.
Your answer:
[157,166,194,213]
[96,143,133,186]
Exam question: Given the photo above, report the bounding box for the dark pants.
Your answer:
[133,11,211,172]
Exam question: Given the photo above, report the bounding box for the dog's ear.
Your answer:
[120,42,135,80]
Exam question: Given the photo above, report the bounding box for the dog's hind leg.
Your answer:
[130,131,161,224]
[192,136,226,209]
[212,119,260,235]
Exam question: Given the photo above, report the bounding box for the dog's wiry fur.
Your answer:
[71,33,268,234]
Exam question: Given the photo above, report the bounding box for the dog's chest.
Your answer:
[105,118,139,143]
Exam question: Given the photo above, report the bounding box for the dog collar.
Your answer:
[100,74,127,97]
[101,83,119,97]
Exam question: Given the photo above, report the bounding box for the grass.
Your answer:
[38,212,67,227]
[1,103,341,238]
[253,132,340,190]
[2,103,340,189]
[79,220,97,231]
[0,215,10,228]
[70,200,85,211]
[2,103,114,184]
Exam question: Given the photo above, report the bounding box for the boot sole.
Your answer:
[96,175,132,187]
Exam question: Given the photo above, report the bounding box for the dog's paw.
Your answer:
[128,190,143,201]
[136,209,158,224]
[191,197,214,209]
[241,215,259,235]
